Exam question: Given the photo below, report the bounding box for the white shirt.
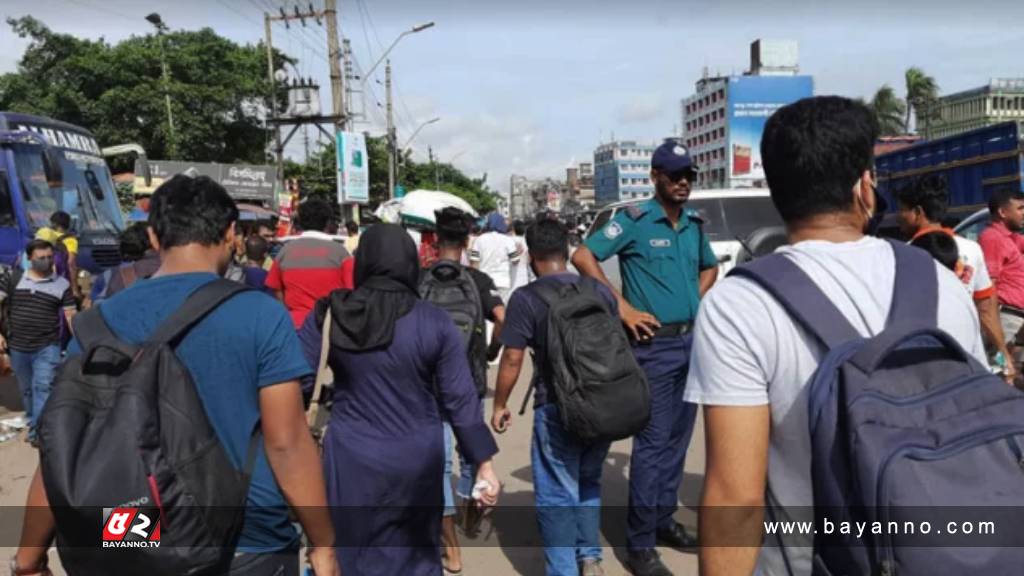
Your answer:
[953,234,994,298]
[509,235,532,292]
[469,232,522,289]
[684,237,985,576]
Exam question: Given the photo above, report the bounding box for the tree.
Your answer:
[869,85,907,137]
[0,16,289,166]
[904,67,939,134]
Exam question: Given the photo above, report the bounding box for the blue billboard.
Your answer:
[727,76,814,183]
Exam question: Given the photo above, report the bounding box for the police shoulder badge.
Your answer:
[604,221,623,239]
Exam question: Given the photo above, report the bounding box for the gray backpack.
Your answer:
[420,260,487,396]
[732,240,1024,576]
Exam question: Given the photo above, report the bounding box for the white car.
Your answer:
[584,189,783,289]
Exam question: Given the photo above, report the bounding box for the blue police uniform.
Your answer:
[583,142,718,552]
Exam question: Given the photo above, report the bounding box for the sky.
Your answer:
[2,0,1024,195]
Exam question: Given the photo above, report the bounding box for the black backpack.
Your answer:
[420,260,488,397]
[38,280,259,576]
[532,279,650,442]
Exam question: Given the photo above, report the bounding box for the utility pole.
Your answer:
[429,146,439,190]
[325,0,344,130]
[386,60,396,200]
[264,13,283,211]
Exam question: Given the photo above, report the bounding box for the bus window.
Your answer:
[0,173,16,227]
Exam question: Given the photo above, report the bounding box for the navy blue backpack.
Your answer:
[732,240,1024,576]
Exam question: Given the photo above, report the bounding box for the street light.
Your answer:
[402,117,440,151]
[146,13,176,159]
[356,22,435,200]
[361,22,436,83]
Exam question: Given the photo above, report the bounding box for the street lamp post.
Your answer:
[146,13,176,159]
[361,22,435,199]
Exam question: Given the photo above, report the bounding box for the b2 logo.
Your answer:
[102,507,161,548]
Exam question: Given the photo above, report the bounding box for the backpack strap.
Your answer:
[886,239,938,326]
[148,279,249,346]
[729,253,860,349]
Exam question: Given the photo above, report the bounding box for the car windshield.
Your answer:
[12,143,124,235]
[719,196,783,239]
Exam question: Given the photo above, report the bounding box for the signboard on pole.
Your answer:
[337,131,369,204]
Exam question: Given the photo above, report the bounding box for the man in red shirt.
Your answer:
[978,187,1024,344]
[266,198,350,327]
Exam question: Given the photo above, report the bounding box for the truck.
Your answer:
[0,112,150,273]
[876,121,1024,228]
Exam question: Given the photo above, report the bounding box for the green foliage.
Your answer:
[115,181,136,213]
[904,67,940,134]
[0,16,289,168]
[870,85,908,137]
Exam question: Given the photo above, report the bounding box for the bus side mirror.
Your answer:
[42,148,63,187]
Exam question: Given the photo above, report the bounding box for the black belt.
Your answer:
[650,322,692,339]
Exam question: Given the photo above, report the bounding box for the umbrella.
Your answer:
[374,190,477,228]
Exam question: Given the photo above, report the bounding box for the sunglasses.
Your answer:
[663,169,698,184]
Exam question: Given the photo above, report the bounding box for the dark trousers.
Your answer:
[626,334,698,551]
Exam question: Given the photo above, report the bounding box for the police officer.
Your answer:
[572,140,718,576]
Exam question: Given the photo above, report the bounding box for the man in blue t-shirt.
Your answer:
[491,219,619,576]
[13,175,339,576]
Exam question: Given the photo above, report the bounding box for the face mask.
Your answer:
[30,258,53,274]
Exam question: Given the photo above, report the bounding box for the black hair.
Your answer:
[435,207,472,248]
[245,235,269,262]
[761,96,879,223]
[50,211,71,231]
[897,174,949,223]
[526,219,569,261]
[988,186,1024,217]
[513,219,526,236]
[148,174,239,250]
[26,239,53,258]
[346,220,359,235]
[910,231,959,272]
[119,222,151,261]
[297,198,333,232]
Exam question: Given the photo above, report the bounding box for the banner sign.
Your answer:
[337,131,369,204]
[133,160,275,202]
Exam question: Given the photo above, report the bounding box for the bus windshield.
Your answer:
[11,143,124,235]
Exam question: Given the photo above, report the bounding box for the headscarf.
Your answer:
[328,224,420,351]
[485,212,509,234]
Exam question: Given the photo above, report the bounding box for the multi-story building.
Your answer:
[509,175,530,220]
[566,163,596,210]
[680,39,813,189]
[919,78,1024,140]
[593,141,657,206]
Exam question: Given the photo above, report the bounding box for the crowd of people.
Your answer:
[4,94,1024,576]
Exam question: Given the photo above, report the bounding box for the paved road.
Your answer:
[0,360,705,575]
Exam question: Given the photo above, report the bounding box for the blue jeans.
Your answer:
[627,334,698,551]
[532,403,611,576]
[454,402,484,500]
[9,344,62,441]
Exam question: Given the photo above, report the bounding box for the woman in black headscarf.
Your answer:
[298,224,500,575]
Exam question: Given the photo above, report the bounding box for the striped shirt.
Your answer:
[0,271,75,352]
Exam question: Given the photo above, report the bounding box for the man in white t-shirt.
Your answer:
[896,174,1015,382]
[470,213,523,301]
[509,219,533,294]
[684,96,987,576]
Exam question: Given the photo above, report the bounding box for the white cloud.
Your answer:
[616,92,666,124]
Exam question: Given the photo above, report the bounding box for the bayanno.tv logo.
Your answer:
[101,507,161,548]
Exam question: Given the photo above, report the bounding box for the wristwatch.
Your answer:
[8,556,49,576]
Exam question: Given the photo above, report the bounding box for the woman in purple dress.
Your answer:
[299,224,500,575]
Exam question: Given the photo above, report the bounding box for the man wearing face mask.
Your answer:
[573,140,719,576]
[0,240,76,447]
[684,96,985,576]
